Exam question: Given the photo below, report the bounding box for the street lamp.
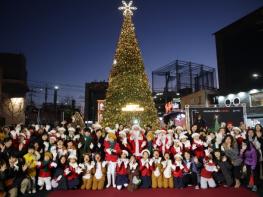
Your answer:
[252,73,260,79]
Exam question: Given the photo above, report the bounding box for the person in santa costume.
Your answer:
[104,129,121,188]
[170,139,183,156]
[162,152,174,189]
[191,133,207,160]
[37,152,57,191]
[172,154,185,189]
[128,125,146,158]
[92,153,107,190]
[139,149,152,188]
[200,154,218,189]
[179,134,191,153]
[155,130,171,156]
[116,150,129,190]
[64,154,82,189]
[79,153,94,190]
[150,149,163,189]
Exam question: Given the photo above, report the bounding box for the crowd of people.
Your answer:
[0,121,262,197]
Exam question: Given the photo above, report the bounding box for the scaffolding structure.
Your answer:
[152,60,217,94]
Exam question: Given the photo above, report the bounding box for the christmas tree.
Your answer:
[102,1,158,128]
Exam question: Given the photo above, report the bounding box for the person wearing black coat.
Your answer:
[93,129,105,159]
[51,155,68,190]
[213,149,233,187]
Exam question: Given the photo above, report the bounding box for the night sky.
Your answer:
[0,0,262,107]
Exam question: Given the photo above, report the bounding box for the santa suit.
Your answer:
[182,140,191,153]
[192,139,206,159]
[37,161,57,190]
[200,160,217,189]
[150,157,163,188]
[170,145,183,156]
[104,141,121,187]
[92,161,106,190]
[140,158,152,188]
[116,158,129,189]
[128,130,146,157]
[155,134,171,156]
[162,159,174,189]
[79,161,95,190]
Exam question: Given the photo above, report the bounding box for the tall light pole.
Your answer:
[54,86,59,122]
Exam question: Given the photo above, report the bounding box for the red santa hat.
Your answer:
[49,135,57,141]
[49,129,57,135]
[122,150,129,156]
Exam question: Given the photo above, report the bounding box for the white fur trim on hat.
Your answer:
[176,126,184,131]
[179,134,188,140]
[119,130,126,136]
[68,154,77,160]
[192,133,200,138]
[233,127,241,133]
[132,124,141,131]
[122,150,129,156]
[68,127,76,132]
[141,149,150,156]
[174,153,183,159]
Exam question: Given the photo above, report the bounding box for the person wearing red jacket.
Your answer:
[64,154,82,189]
[200,155,217,189]
[104,130,121,188]
[37,152,57,191]
[192,133,207,159]
[172,154,186,189]
[128,125,146,158]
[139,149,152,188]
[116,150,129,190]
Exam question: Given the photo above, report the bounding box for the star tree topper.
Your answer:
[118,1,137,16]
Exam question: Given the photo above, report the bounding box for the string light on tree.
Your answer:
[102,0,158,128]
[118,1,137,16]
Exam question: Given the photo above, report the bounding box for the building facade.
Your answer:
[0,53,28,125]
[84,82,108,122]
[214,6,263,94]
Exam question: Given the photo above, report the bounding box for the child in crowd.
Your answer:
[92,153,106,190]
[172,154,185,189]
[140,149,152,188]
[79,153,94,190]
[162,152,173,189]
[150,150,163,189]
[116,150,129,190]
